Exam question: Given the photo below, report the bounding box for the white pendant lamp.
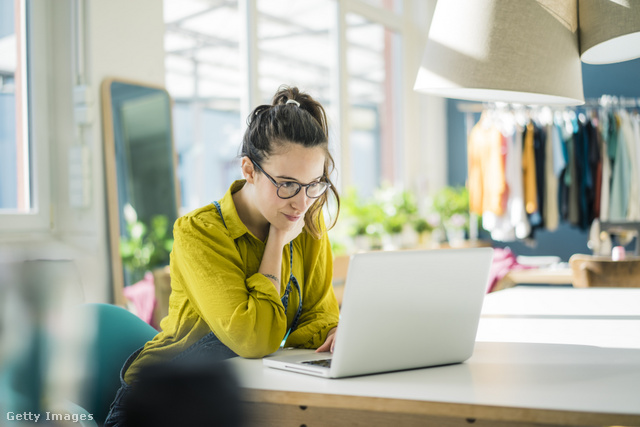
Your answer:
[579,0,640,64]
[414,0,585,106]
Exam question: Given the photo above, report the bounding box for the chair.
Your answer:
[151,266,172,327]
[569,254,640,288]
[75,303,157,425]
[332,254,350,307]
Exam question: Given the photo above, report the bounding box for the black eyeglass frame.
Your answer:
[250,158,330,200]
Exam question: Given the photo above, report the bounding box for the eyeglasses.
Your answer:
[251,159,330,199]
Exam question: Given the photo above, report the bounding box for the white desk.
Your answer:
[229,288,640,427]
[478,287,640,349]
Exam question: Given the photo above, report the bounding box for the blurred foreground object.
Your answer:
[75,303,157,424]
[0,257,94,423]
[123,359,245,427]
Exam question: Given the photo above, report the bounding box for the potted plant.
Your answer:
[341,188,385,251]
[432,186,470,247]
[120,204,174,285]
[377,187,419,249]
[413,216,433,247]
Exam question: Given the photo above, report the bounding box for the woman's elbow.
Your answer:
[226,304,286,358]
[234,336,281,358]
[229,321,285,358]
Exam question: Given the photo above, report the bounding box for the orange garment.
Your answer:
[467,118,507,216]
[522,122,538,214]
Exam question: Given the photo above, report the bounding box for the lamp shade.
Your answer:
[579,0,640,64]
[414,0,584,105]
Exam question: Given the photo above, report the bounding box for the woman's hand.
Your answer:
[268,215,305,248]
[260,217,305,291]
[315,327,337,353]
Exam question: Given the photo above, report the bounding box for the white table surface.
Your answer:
[228,287,640,417]
[477,287,640,349]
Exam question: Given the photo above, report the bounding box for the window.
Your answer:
[256,0,333,104]
[0,0,26,212]
[346,13,402,197]
[164,0,409,211]
[164,0,243,214]
[0,0,50,232]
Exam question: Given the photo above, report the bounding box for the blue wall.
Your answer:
[582,58,640,98]
[446,58,640,261]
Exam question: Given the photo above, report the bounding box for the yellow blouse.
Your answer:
[125,180,340,383]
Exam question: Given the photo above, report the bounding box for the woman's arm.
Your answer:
[172,215,287,358]
[259,215,306,289]
[284,219,340,349]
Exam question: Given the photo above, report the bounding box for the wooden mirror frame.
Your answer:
[101,77,180,305]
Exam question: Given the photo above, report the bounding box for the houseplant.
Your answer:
[376,186,418,249]
[432,186,470,247]
[120,204,174,285]
[341,187,385,251]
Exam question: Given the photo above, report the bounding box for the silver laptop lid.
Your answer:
[329,247,493,378]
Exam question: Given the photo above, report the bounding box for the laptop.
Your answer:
[263,247,493,378]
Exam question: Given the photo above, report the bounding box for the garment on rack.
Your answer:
[620,110,639,221]
[577,119,589,229]
[522,122,538,216]
[633,113,640,217]
[506,125,531,240]
[588,116,602,220]
[482,121,529,242]
[467,114,507,216]
[577,116,597,230]
[533,121,546,231]
[599,111,612,222]
[610,112,631,220]
[544,123,559,231]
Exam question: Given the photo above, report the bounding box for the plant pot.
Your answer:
[445,227,466,248]
[353,235,370,252]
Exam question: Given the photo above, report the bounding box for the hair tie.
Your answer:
[286,99,300,107]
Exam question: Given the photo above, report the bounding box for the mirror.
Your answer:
[101,78,179,305]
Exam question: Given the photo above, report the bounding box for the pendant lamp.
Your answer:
[579,0,640,64]
[414,0,585,106]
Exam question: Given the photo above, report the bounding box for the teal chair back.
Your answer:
[77,303,157,424]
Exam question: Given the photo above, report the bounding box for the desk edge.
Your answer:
[242,388,640,426]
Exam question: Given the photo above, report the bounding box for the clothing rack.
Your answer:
[463,95,640,248]
[456,95,640,113]
[584,95,640,109]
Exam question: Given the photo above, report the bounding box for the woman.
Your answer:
[105,86,340,425]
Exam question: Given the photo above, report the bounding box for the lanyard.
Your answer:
[280,241,303,347]
[213,201,302,348]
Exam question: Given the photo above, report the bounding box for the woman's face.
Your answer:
[252,143,326,231]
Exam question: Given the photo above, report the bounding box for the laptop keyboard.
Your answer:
[301,358,332,368]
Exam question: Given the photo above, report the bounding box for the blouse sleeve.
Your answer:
[285,217,340,348]
[171,214,287,358]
